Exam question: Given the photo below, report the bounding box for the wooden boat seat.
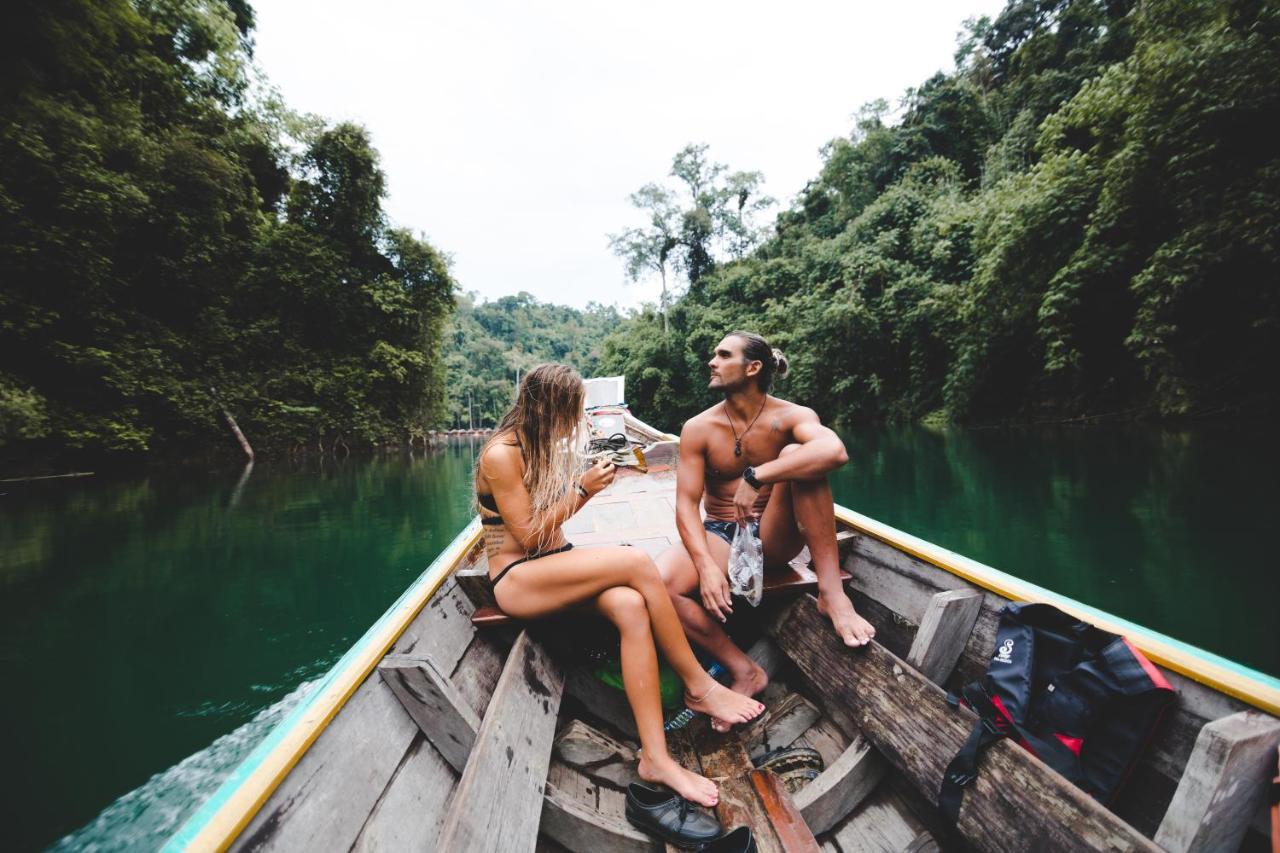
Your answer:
[471,562,853,628]
[467,529,858,628]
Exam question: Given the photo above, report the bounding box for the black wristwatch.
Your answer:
[742,466,763,490]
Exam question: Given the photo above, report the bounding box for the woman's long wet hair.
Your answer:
[476,363,587,551]
[729,331,790,392]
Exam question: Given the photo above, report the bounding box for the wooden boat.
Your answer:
[167,386,1280,853]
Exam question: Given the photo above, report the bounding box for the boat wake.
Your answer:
[51,678,318,852]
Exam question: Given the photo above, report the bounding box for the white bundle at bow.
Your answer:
[728,522,764,607]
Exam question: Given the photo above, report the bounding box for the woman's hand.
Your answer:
[579,459,616,496]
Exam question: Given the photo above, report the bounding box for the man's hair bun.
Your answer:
[771,348,789,380]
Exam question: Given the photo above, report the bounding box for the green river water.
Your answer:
[2,425,1276,851]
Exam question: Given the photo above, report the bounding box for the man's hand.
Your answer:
[732,477,760,525]
[698,561,734,623]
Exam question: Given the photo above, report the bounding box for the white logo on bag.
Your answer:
[993,639,1014,664]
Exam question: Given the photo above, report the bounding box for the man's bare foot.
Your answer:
[817,590,876,647]
[637,752,719,807]
[685,681,765,733]
[725,659,769,698]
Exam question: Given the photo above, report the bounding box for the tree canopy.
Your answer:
[1,0,456,463]
[602,0,1280,426]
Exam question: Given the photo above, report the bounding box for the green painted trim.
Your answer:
[164,519,481,851]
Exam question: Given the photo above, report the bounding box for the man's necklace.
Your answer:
[724,397,768,457]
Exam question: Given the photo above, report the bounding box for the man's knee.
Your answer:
[656,544,697,593]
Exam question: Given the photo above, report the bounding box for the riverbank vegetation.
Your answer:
[602,0,1280,426]
[1,0,455,466]
[441,293,620,429]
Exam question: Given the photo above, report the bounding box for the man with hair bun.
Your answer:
[657,332,875,724]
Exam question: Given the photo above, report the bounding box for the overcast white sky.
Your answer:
[251,1,1007,310]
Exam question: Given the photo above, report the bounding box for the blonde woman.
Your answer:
[476,364,764,808]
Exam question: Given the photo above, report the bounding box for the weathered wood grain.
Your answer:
[436,630,566,853]
[454,562,496,609]
[230,671,420,852]
[553,719,640,788]
[392,576,478,670]
[541,759,658,853]
[349,734,457,852]
[451,631,508,716]
[844,531,1255,837]
[794,732,883,837]
[772,596,1161,853]
[750,768,821,853]
[793,587,979,836]
[378,653,479,774]
[743,692,822,760]
[1153,710,1280,853]
[906,587,983,685]
[688,718,788,853]
[826,785,938,853]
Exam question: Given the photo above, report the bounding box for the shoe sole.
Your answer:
[624,810,715,849]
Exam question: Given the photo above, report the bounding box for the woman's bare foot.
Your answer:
[637,752,719,808]
[817,590,876,646]
[685,681,765,733]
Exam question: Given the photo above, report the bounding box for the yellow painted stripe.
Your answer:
[187,523,482,852]
[834,504,1280,716]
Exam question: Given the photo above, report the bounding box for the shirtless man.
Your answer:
[657,331,876,713]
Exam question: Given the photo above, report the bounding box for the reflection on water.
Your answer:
[2,425,1275,850]
[1,445,481,852]
[828,423,1279,677]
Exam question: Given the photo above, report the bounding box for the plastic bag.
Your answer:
[728,521,764,607]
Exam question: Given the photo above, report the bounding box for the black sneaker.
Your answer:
[698,826,757,853]
[624,783,722,848]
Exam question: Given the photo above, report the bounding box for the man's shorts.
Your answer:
[703,519,759,547]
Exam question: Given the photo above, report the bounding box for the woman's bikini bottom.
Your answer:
[489,542,575,588]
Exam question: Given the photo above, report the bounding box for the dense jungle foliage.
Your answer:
[1,0,455,463]
[441,293,620,429]
[601,0,1280,427]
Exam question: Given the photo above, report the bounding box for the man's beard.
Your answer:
[711,374,751,395]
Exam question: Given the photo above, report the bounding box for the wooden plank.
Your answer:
[905,588,983,685]
[826,785,938,853]
[794,733,884,837]
[455,562,496,609]
[541,760,658,853]
[743,693,822,759]
[845,531,1256,837]
[689,718,787,853]
[378,654,479,774]
[795,586,978,836]
[1153,710,1280,853]
[436,630,566,853]
[553,719,639,788]
[772,596,1162,853]
[452,632,508,716]
[230,673,420,852]
[393,577,478,671]
[749,768,821,853]
[350,734,457,852]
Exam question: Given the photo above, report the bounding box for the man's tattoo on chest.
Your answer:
[770,417,782,433]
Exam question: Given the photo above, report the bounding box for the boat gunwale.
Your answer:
[833,504,1280,716]
[165,518,482,853]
